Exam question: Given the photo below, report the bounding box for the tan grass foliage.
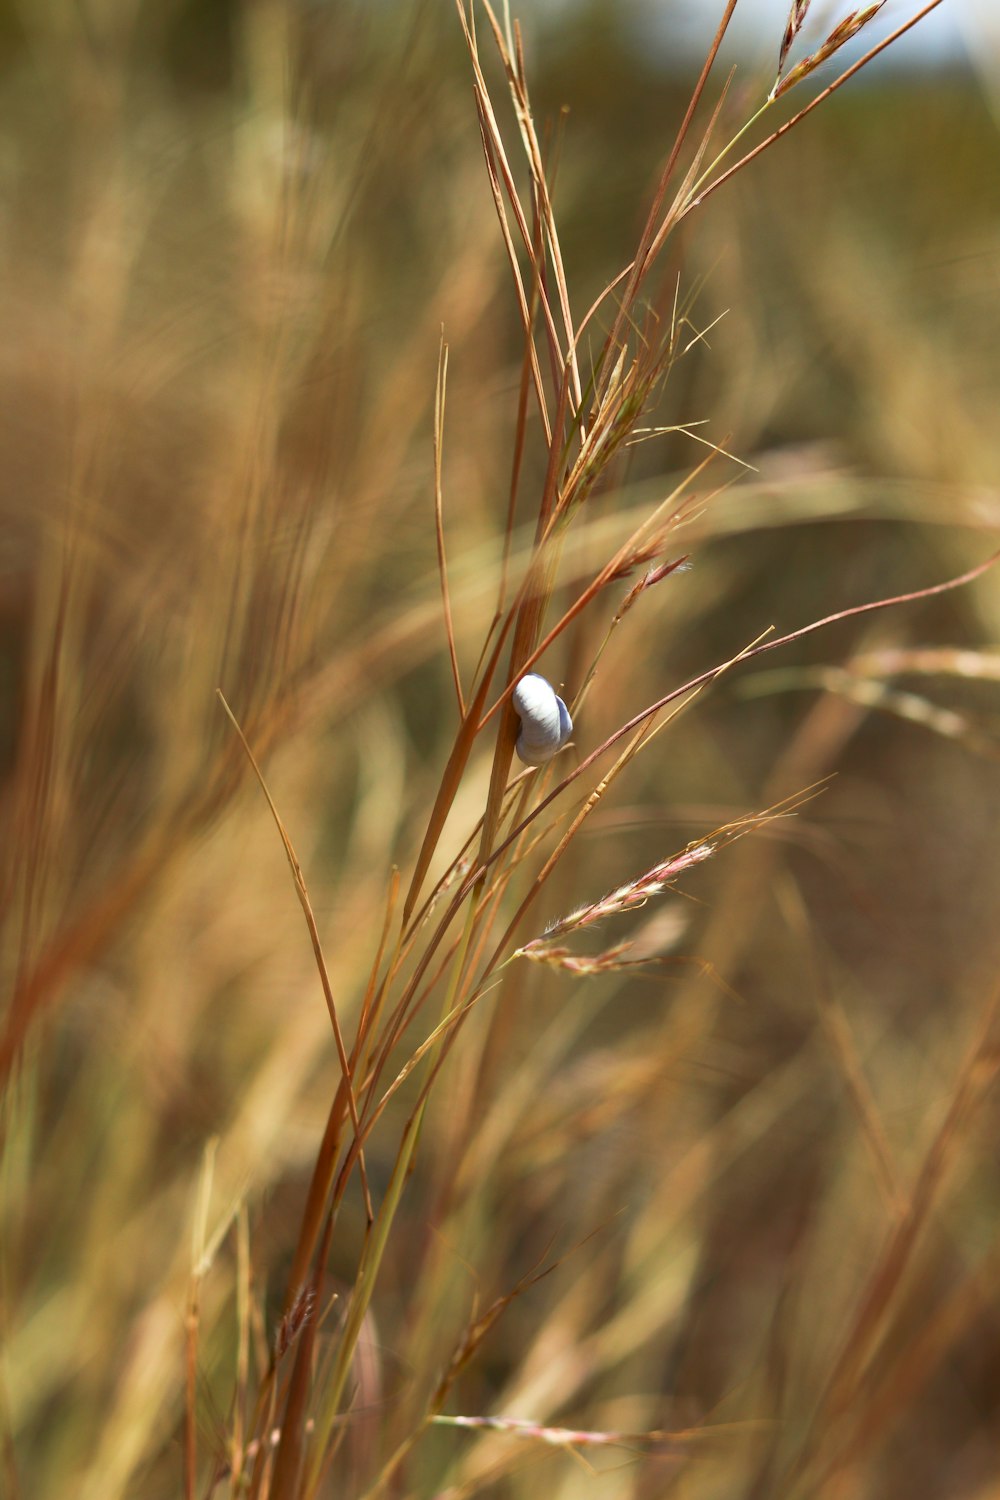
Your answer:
[3,2,1000,1497]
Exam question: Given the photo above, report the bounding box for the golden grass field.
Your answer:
[4,2,1000,1496]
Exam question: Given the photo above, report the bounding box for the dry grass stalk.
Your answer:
[1,2,991,1497]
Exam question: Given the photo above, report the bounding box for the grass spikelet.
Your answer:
[519,842,716,953]
[773,2,887,99]
[778,0,813,79]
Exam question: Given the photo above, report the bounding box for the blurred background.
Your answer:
[3,1,1000,1496]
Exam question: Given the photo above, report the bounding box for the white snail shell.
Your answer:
[512,674,573,766]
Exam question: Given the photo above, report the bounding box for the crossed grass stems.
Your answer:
[203,0,994,1494]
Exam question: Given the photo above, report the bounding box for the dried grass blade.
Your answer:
[796,983,1000,1480]
[495,274,537,617]
[402,644,507,923]
[819,669,1000,758]
[433,334,464,715]
[269,1292,317,1500]
[473,99,552,444]
[229,1206,251,1498]
[851,645,1000,682]
[0,823,177,1090]
[457,1,561,435]
[431,1411,762,1449]
[599,0,739,387]
[779,880,903,1215]
[354,867,401,1058]
[649,67,737,268]
[753,665,1000,759]
[216,692,372,1224]
[481,0,583,418]
[184,1141,216,1500]
[281,1074,353,1313]
[302,885,409,1272]
[835,1244,1000,1474]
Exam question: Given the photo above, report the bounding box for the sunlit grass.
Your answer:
[2,3,1000,1497]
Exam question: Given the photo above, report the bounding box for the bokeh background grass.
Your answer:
[3,2,1000,1496]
